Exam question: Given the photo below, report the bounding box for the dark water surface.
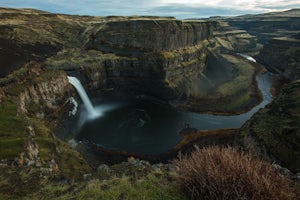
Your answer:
[75,73,272,154]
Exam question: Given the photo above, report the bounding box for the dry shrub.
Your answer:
[173,146,297,200]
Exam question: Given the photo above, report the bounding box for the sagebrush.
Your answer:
[173,146,297,200]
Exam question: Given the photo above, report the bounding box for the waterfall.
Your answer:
[237,53,256,62]
[67,76,99,118]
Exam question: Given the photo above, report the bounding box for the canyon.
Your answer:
[0,7,299,197]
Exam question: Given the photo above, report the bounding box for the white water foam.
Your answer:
[68,76,100,119]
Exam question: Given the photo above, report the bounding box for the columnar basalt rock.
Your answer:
[17,71,71,116]
[81,19,216,99]
[0,8,258,108]
[220,9,300,44]
[257,35,300,81]
[85,20,214,52]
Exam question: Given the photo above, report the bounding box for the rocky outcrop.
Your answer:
[85,19,214,52]
[221,9,300,44]
[80,19,215,99]
[0,8,87,77]
[237,80,300,172]
[18,70,71,117]
[211,21,257,52]
[257,34,300,81]
[0,63,90,178]
[0,8,263,112]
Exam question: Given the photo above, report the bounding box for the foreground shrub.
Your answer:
[173,146,297,200]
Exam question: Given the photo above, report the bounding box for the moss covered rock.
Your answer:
[0,63,90,178]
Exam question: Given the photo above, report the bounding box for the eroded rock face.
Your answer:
[257,34,300,81]
[81,19,216,99]
[18,71,71,117]
[222,9,300,44]
[86,20,214,52]
[0,8,259,107]
[0,64,90,178]
[237,80,300,172]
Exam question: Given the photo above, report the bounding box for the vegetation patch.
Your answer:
[174,146,297,200]
[238,80,300,172]
[0,96,26,138]
[44,48,127,70]
[3,165,187,200]
[0,138,24,159]
[0,64,90,180]
[178,53,259,114]
[56,140,90,179]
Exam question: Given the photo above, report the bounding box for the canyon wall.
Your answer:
[0,63,90,179]
[0,7,261,114]
[223,9,300,44]
[237,80,300,172]
[81,19,216,100]
[257,34,300,81]
[2,7,299,179]
[85,20,214,52]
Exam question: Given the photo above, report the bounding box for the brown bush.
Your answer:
[173,146,297,200]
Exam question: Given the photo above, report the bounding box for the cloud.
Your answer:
[146,5,250,18]
[0,0,299,18]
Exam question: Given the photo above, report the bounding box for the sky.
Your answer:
[0,0,299,19]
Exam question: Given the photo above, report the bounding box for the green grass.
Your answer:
[160,42,208,61]
[35,138,54,161]
[56,140,90,179]
[0,97,26,138]
[0,138,24,159]
[21,172,187,200]
[77,175,184,200]
[180,53,258,113]
[0,65,91,180]
[222,92,252,111]
[214,54,254,97]
[44,48,125,70]
[207,54,256,111]
[238,80,300,172]
[28,118,50,137]
[246,112,300,171]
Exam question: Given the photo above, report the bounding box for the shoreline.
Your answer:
[75,128,237,167]
[72,60,270,166]
[175,56,267,116]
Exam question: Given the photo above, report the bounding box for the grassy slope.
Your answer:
[0,65,90,178]
[0,160,187,200]
[181,53,258,114]
[238,80,300,172]
[24,175,186,200]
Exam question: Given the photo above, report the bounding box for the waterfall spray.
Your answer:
[68,76,99,119]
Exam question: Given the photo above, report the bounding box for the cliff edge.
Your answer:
[237,80,300,172]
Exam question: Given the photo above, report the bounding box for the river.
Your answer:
[74,72,272,154]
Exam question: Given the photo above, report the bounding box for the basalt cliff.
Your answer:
[257,33,300,81]
[0,7,300,193]
[0,7,261,114]
[0,62,90,179]
[216,9,300,44]
[237,80,300,172]
[0,7,265,183]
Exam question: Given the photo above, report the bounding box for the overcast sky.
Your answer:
[0,0,299,18]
